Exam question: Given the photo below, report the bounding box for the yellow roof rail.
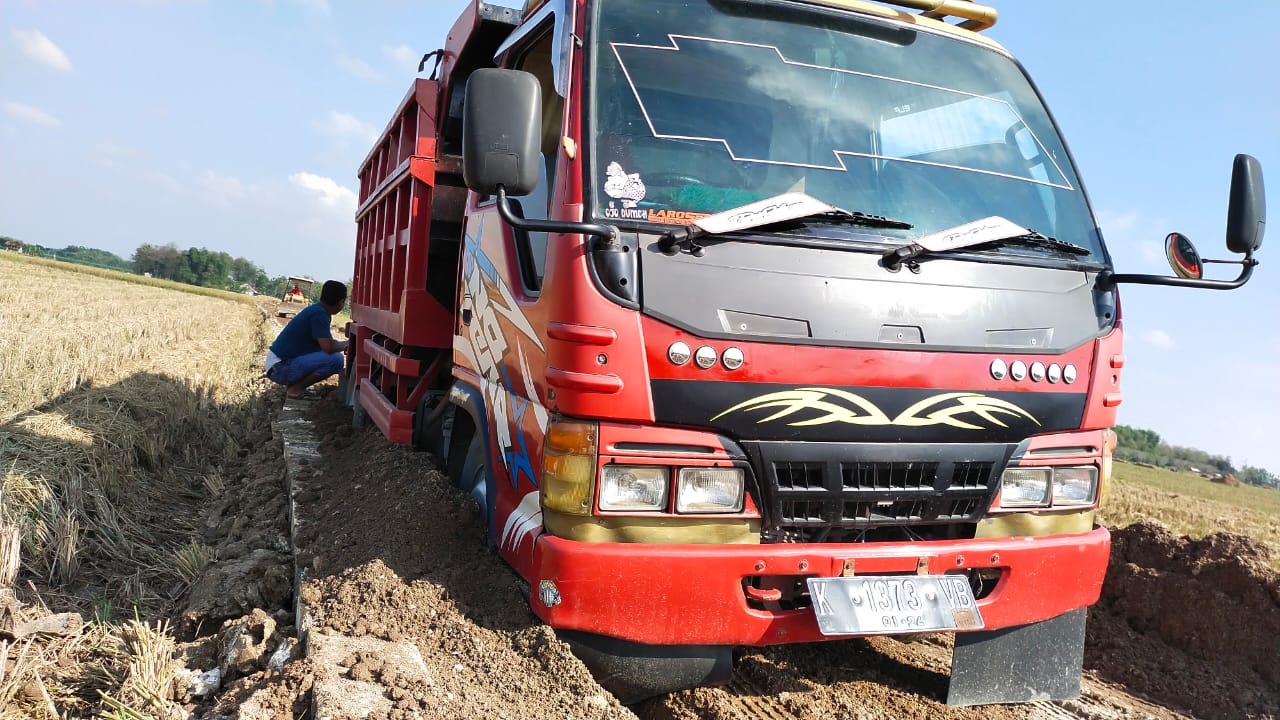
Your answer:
[892,0,997,31]
[524,0,997,33]
[776,0,999,32]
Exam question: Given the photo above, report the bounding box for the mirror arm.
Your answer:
[1098,254,1258,290]
[496,186,619,245]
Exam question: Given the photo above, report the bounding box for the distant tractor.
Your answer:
[276,276,313,318]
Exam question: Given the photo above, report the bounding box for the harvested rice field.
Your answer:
[0,255,272,717]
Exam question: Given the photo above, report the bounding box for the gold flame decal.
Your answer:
[711,388,1039,430]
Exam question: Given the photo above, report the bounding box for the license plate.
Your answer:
[806,574,984,636]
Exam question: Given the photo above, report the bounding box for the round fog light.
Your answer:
[694,346,717,369]
[722,347,744,370]
[538,580,562,607]
[668,341,691,366]
[1030,362,1046,382]
[990,359,1007,380]
[1010,360,1027,381]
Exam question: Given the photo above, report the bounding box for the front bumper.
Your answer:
[531,526,1110,646]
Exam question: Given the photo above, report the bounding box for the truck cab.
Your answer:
[346,0,1264,705]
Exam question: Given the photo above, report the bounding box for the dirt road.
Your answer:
[181,390,1280,719]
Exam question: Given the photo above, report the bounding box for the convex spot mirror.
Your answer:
[1226,153,1266,254]
[462,68,542,197]
[1165,232,1202,280]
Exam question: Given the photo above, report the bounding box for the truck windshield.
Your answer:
[587,0,1105,263]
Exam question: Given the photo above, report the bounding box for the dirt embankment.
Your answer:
[1087,523,1280,720]
[181,390,1279,720]
[282,391,632,719]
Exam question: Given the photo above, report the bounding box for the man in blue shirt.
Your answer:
[265,280,349,398]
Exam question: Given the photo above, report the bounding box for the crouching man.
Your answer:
[265,279,349,399]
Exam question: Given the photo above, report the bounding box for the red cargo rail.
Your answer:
[348,79,464,444]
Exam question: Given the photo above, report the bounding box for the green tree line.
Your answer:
[4,235,300,299]
[1113,424,1278,488]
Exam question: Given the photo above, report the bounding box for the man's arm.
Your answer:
[317,337,349,353]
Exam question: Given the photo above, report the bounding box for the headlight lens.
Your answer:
[999,467,1052,508]
[999,465,1100,509]
[599,465,669,511]
[1052,466,1099,507]
[676,467,744,513]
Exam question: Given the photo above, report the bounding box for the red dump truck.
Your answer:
[341,0,1266,704]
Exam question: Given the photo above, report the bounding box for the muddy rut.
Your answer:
[182,390,1280,719]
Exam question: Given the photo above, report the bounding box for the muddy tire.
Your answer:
[458,435,490,529]
[350,378,366,432]
[558,629,734,705]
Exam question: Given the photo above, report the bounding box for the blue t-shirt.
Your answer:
[270,303,333,359]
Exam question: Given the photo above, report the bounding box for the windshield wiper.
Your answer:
[657,192,912,255]
[768,210,913,231]
[882,216,1090,270]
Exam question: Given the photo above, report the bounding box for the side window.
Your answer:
[510,28,563,292]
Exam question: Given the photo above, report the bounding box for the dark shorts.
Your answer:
[268,351,343,385]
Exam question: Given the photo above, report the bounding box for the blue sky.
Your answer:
[2,2,1276,474]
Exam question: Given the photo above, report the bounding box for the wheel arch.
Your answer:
[447,379,498,544]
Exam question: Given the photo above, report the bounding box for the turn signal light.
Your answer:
[541,420,598,516]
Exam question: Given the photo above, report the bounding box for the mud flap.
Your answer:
[947,608,1086,706]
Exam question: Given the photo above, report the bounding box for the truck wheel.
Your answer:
[411,391,448,465]
[557,630,734,705]
[350,379,366,432]
[458,435,489,528]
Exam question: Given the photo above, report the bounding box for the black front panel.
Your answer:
[652,379,1086,445]
[640,239,1112,354]
[744,441,1013,544]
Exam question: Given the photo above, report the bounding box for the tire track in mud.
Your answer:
[723,674,802,720]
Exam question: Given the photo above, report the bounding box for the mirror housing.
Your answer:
[462,69,542,196]
[1226,153,1265,254]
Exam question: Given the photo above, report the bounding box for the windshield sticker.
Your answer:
[915,216,1028,252]
[648,209,707,224]
[604,161,646,208]
[694,192,837,235]
[610,35,1073,190]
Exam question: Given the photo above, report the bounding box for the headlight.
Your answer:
[1052,466,1099,507]
[676,467,744,513]
[999,465,1100,509]
[599,465,669,511]
[999,467,1051,508]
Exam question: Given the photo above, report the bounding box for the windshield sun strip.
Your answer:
[609,34,1075,190]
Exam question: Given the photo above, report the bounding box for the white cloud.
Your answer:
[12,30,73,73]
[290,172,357,213]
[317,110,377,142]
[2,101,60,128]
[1141,329,1174,350]
[197,170,247,206]
[1096,208,1167,267]
[1096,209,1139,236]
[337,54,379,81]
[384,44,419,68]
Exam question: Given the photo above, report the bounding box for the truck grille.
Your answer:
[744,443,1012,544]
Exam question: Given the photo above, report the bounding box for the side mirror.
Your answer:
[462,68,542,196]
[1226,153,1265,254]
[1164,232,1202,280]
[1103,155,1263,291]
